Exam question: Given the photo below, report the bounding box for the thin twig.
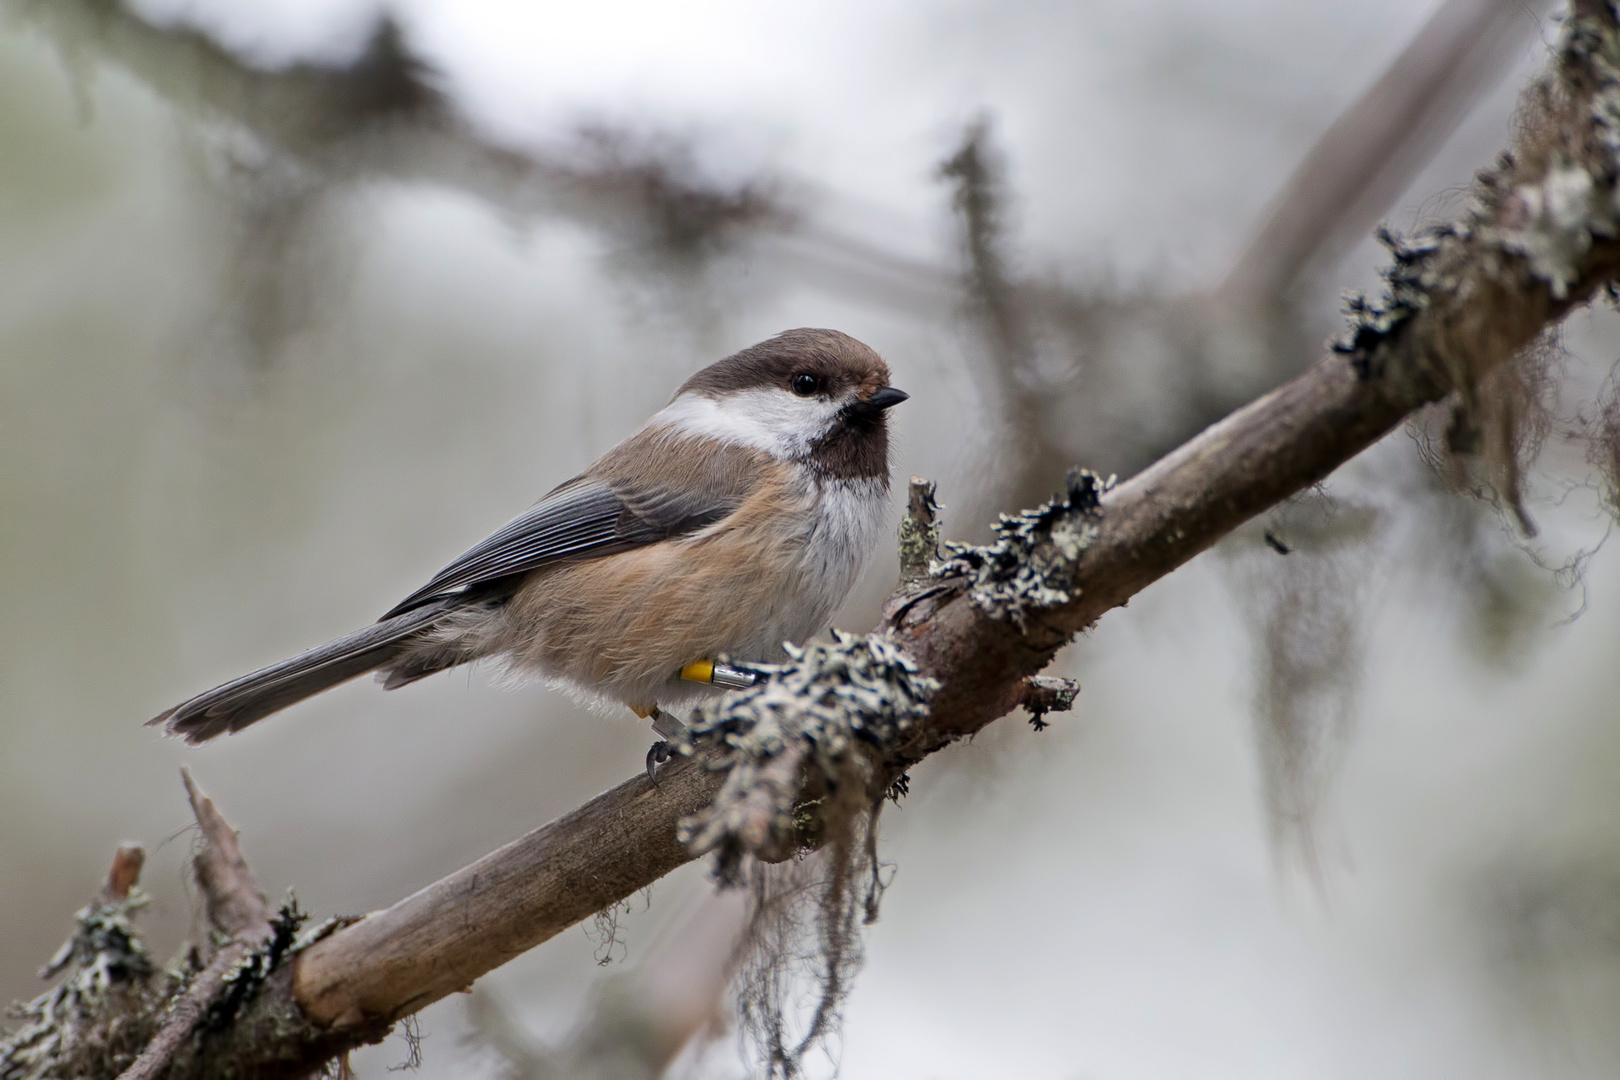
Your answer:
[116,772,273,1080]
[101,844,146,905]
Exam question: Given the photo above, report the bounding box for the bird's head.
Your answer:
[662,328,907,480]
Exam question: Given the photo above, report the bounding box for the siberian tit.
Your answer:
[151,328,908,764]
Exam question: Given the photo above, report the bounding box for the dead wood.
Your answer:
[292,753,722,1032]
[114,772,275,1080]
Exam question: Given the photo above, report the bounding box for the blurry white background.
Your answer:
[5,1,1620,1077]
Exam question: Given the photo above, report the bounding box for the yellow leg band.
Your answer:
[680,659,716,684]
[630,703,656,719]
[680,659,759,690]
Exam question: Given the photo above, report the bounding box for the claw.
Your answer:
[642,707,689,784]
[645,739,672,784]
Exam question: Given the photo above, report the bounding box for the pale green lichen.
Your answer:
[200,900,308,1035]
[896,478,942,586]
[930,468,1109,627]
[1337,7,1620,375]
[0,887,367,1080]
[1,890,171,1080]
[678,631,938,884]
[1491,159,1620,297]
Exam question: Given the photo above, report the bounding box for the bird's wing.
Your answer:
[380,433,772,618]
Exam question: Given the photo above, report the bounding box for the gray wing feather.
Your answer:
[382,481,637,617]
[380,458,754,619]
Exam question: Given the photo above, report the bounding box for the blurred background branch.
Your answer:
[1217,0,1547,310]
[5,0,1549,418]
[940,0,1557,513]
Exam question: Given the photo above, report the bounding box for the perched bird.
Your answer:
[151,328,907,772]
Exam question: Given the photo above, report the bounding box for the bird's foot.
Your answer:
[644,707,690,784]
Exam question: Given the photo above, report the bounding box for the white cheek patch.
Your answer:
[650,389,844,460]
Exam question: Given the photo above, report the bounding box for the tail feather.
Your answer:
[150,601,456,745]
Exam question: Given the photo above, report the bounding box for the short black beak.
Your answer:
[865,386,909,411]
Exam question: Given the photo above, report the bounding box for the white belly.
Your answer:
[731,475,890,660]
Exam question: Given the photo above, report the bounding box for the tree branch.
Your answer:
[115,771,274,1080]
[293,753,722,1030]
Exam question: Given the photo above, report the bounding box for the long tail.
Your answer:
[149,600,457,745]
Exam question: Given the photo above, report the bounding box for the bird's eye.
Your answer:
[791,373,822,397]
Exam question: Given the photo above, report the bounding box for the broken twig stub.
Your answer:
[1017,675,1081,731]
[897,476,942,585]
[2,847,167,1079]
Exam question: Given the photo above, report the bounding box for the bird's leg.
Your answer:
[638,658,753,782]
[650,707,689,743]
[638,658,759,781]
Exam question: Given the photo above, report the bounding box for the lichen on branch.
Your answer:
[897,476,943,585]
[1337,4,1620,379]
[1,878,168,1080]
[931,468,1110,627]
[678,632,938,884]
[1325,3,1620,534]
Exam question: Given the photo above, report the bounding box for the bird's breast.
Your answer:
[795,474,890,613]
